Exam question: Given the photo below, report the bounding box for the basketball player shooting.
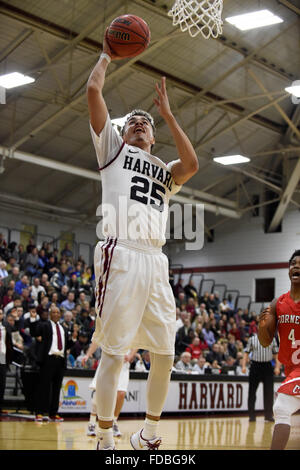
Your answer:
[86,32,198,450]
[258,250,300,450]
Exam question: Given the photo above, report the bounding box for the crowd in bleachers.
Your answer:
[0,232,272,378]
[0,234,98,370]
[170,273,262,376]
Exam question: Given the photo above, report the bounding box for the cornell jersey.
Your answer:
[91,115,182,248]
[276,291,300,373]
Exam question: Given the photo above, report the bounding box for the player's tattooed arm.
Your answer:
[153,77,199,185]
[258,298,277,347]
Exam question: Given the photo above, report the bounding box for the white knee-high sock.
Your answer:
[95,351,124,423]
[143,352,174,439]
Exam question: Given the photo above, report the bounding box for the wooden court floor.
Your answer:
[0,414,300,450]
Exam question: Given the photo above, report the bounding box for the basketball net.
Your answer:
[168,0,223,39]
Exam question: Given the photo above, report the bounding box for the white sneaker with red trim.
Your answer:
[130,429,162,450]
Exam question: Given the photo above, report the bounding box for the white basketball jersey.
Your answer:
[91,115,181,248]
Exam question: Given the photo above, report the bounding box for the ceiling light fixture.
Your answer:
[0,72,35,89]
[225,10,283,31]
[213,155,250,165]
[285,84,300,98]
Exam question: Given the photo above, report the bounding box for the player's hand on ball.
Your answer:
[103,29,125,61]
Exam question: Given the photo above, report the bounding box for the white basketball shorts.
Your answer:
[92,237,176,356]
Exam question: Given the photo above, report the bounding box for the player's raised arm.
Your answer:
[86,33,121,135]
[258,299,277,347]
[153,76,199,185]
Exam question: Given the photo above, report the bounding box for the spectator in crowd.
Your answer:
[31,277,46,302]
[226,294,235,311]
[234,308,244,327]
[175,317,195,355]
[206,342,226,367]
[184,279,198,300]
[174,278,185,298]
[60,292,75,311]
[0,308,13,413]
[25,247,39,277]
[227,334,238,359]
[134,350,151,372]
[229,322,241,341]
[3,266,20,287]
[186,297,197,322]
[185,336,205,360]
[51,264,70,290]
[175,351,193,374]
[214,291,221,309]
[211,360,221,374]
[60,311,74,335]
[58,285,69,304]
[202,321,216,348]
[192,356,211,374]
[15,275,30,296]
[75,345,93,369]
[61,243,73,259]
[76,308,93,332]
[68,274,80,298]
[206,293,218,313]
[248,313,258,336]
[69,329,90,360]
[141,350,151,371]
[17,244,27,271]
[81,266,94,294]
[0,261,8,280]
[199,291,210,308]
[1,287,14,309]
[20,288,32,313]
[175,291,186,309]
[40,273,50,292]
[175,308,184,332]
[44,255,59,278]
[0,233,7,252]
[219,298,231,314]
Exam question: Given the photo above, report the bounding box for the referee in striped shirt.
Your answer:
[242,334,280,422]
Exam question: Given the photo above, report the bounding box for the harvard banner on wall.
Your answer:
[59,374,282,414]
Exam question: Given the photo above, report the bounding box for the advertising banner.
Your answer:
[59,374,282,414]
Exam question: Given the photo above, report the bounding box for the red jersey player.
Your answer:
[258,250,300,450]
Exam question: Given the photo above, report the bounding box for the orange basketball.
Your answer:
[105,15,150,58]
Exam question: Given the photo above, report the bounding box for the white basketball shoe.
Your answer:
[130,429,162,450]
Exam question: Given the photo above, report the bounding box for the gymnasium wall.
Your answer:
[0,207,98,265]
[167,208,300,301]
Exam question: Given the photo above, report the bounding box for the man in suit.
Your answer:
[0,308,13,413]
[175,316,195,355]
[32,305,74,422]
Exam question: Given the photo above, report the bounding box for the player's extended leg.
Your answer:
[87,391,97,436]
[95,351,124,450]
[131,352,173,449]
[271,393,300,449]
[113,391,126,437]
